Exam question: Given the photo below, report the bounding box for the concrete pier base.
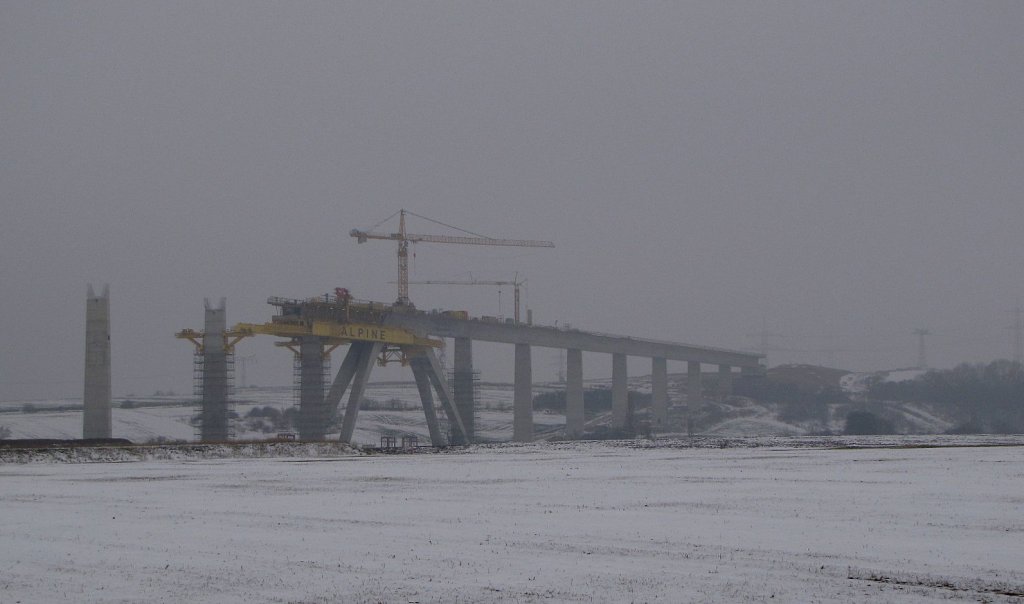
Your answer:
[513,343,533,442]
[611,353,629,432]
[651,357,668,431]
[83,284,112,439]
[565,349,584,438]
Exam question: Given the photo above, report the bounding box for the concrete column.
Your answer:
[513,343,533,442]
[410,356,444,447]
[425,348,467,445]
[651,357,668,430]
[83,284,112,439]
[297,337,326,440]
[565,348,584,438]
[453,337,474,443]
[324,344,364,416]
[687,361,701,436]
[339,342,381,443]
[199,298,229,442]
[611,353,629,432]
[717,364,733,399]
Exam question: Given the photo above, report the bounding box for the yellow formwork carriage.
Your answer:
[232,320,443,348]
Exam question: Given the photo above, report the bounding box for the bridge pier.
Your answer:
[651,357,668,431]
[424,348,467,444]
[513,343,533,441]
[84,284,112,440]
[339,342,382,443]
[297,336,326,440]
[565,348,584,438]
[410,356,445,446]
[611,353,629,432]
[453,337,474,443]
[199,298,230,442]
[323,342,363,431]
[687,361,702,435]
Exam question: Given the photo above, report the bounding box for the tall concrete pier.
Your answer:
[651,357,668,429]
[297,336,327,440]
[565,348,584,438]
[83,284,111,439]
[199,298,230,442]
[611,353,629,431]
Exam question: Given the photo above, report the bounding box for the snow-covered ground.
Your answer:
[2,441,1022,603]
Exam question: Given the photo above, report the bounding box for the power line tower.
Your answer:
[1009,307,1023,365]
[747,317,784,367]
[817,333,842,369]
[913,328,931,369]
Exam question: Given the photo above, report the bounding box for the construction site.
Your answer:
[77,210,765,446]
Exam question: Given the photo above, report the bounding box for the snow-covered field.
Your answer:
[2,441,1022,603]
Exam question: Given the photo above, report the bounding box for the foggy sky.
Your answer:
[2,2,1022,400]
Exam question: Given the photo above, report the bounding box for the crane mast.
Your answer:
[351,209,553,306]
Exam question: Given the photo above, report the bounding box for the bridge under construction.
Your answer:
[177,290,763,445]
[172,209,763,444]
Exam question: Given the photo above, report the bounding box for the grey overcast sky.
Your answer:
[2,2,1022,400]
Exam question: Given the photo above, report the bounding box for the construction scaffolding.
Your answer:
[191,344,235,441]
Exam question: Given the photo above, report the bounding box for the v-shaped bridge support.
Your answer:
[317,343,468,447]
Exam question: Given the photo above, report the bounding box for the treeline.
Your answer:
[869,360,1024,434]
[733,378,850,424]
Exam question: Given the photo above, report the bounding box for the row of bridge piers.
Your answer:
[484,340,759,442]
[289,336,758,443]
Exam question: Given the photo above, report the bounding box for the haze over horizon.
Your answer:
[2,2,1022,400]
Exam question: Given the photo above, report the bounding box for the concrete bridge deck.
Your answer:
[386,312,763,368]
[385,311,764,442]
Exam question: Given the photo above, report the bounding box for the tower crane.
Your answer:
[350,209,553,307]
[405,275,528,324]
